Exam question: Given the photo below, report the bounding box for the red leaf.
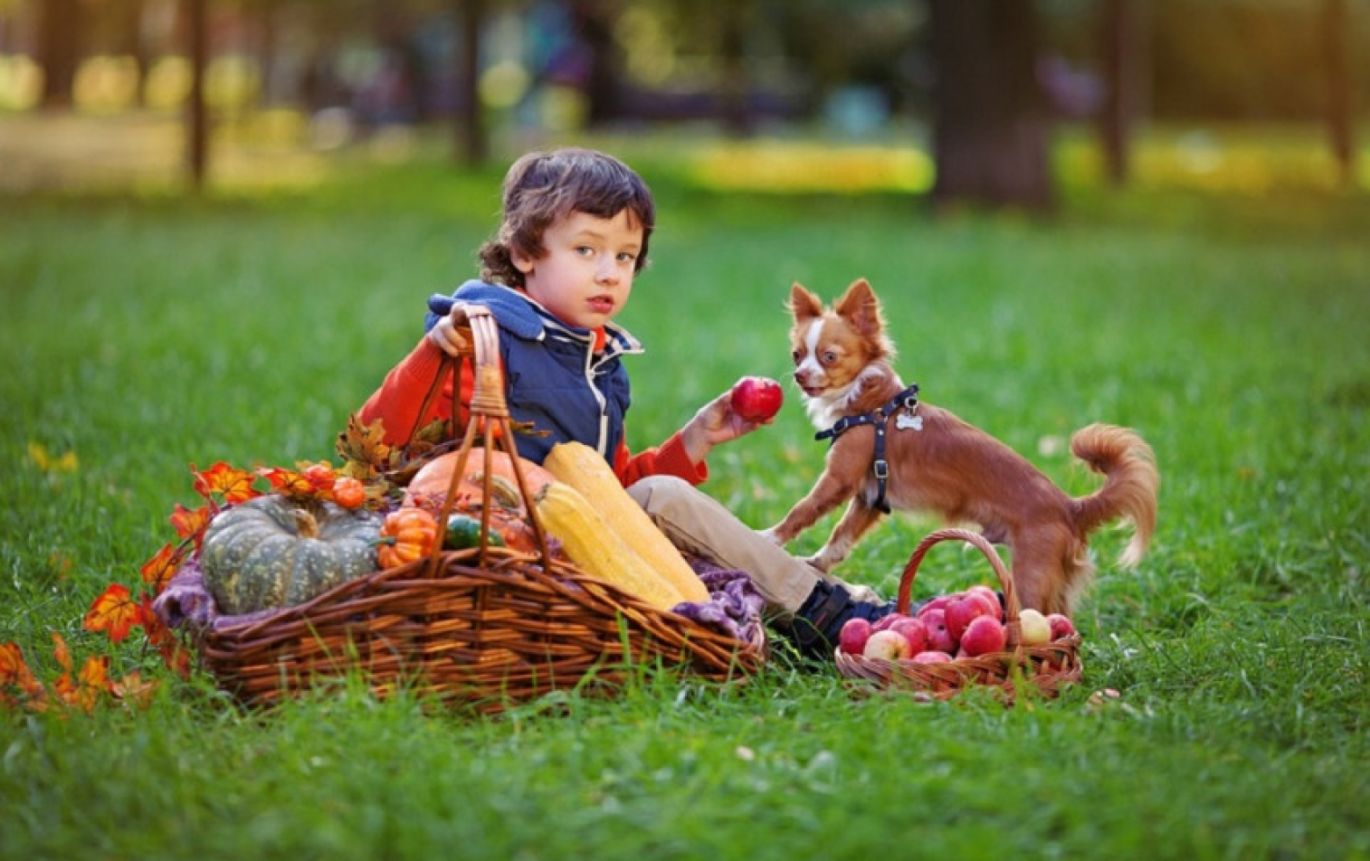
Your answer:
[83,583,143,644]
[139,543,183,594]
[111,671,158,708]
[257,466,314,497]
[0,642,45,703]
[56,656,110,713]
[139,595,172,648]
[169,503,212,542]
[191,461,258,503]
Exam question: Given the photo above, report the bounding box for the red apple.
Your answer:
[872,612,908,633]
[838,618,872,655]
[967,585,1003,621]
[1018,608,1052,646]
[729,376,784,422]
[945,595,990,641]
[1047,613,1076,640]
[911,650,953,664]
[920,608,957,654]
[959,615,1008,656]
[863,629,912,661]
[916,594,956,619]
[889,617,928,655]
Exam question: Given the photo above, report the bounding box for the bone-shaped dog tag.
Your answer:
[896,413,923,431]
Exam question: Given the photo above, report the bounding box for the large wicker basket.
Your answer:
[834,528,1082,702]
[196,309,764,712]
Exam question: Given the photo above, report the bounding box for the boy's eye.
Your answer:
[575,246,594,256]
[616,252,637,263]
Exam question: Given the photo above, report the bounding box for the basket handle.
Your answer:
[894,527,1023,647]
[417,308,554,575]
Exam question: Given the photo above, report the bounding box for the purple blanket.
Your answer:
[155,555,766,644]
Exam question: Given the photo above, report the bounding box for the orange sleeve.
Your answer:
[612,431,708,487]
[358,338,477,447]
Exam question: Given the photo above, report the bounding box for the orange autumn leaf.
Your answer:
[1,641,46,703]
[55,656,111,713]
[169,503,212,542]
[191,461,258,503]
[83,583,143,644]
[139,542,183,594]
[111,671,158,708]
[139,595,172,648]
[257,466,314,497]
[52,631,71,671]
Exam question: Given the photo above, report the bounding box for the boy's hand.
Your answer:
[680,384,772,465]
[427,303,482,357]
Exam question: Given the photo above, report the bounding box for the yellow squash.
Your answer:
[535,481,684,611]
[542,442,710,603]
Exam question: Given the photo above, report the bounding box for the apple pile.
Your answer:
[837,585,1077,663]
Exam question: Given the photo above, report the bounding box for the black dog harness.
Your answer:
[814,384,921,514]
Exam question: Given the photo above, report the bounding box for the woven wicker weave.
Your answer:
[834,528,1082,701]
[197,309,764,711]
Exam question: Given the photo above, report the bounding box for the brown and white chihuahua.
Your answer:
[762,278,1159,615]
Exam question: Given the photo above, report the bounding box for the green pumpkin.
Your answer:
[199,495,382,615]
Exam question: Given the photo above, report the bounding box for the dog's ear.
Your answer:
[789,282,824,321]
[835,278,883,338]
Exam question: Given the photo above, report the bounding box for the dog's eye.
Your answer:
[822,351,837,365]
[791,349,801,363]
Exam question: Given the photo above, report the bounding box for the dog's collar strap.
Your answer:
[814,384,920,514]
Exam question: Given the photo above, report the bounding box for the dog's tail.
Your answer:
[1068,423,1159,567]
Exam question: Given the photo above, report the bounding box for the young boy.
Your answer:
[359,147,893,655]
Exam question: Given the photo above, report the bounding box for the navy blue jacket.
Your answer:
[425,281,643,465]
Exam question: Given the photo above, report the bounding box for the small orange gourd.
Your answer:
[377,508,440,569]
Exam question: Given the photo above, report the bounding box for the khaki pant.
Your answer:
[626,475,885,616]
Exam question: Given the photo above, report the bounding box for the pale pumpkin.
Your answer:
[199,495,382,615]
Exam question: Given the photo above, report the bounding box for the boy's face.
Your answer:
[513,209,644,331]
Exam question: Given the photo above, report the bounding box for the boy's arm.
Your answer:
[612,433,709,487]
[358,338,476,447]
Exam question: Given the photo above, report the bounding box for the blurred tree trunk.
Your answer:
[185,0,209,191]
[456,0,488,164]
[719,0,752,136]
[928,0,1052,210]
[574,0,619,125]
[1098,0,1137,186]
[37,0,81,108]
[1321,0,1355,187]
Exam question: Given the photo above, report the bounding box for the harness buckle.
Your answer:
[873,459,889,480]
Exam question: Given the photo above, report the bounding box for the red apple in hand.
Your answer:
[838,618,872,655]
[729,376,784,422]
[959,615,1007,656]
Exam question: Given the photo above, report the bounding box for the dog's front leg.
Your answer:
[760,469,862,547]
[807,497,884,572]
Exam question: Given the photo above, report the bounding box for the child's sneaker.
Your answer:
[781,580,897,659]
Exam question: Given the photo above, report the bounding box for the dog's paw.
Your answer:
[803,553,835,573]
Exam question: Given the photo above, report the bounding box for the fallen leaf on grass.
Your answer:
[83,583,143,644]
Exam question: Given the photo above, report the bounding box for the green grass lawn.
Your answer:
[1,156,1367,860]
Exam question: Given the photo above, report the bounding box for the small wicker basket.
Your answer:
[196,309,764,712]
[834,528,1082,701]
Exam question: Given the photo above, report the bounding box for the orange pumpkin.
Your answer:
[403,448,554,516]
[376,507,441,569]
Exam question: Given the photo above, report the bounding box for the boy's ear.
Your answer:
[511,246,535,275]
[835,278,883,338]
[789,282,824,321]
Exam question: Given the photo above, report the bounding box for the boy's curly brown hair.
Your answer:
[479,148,655,288]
